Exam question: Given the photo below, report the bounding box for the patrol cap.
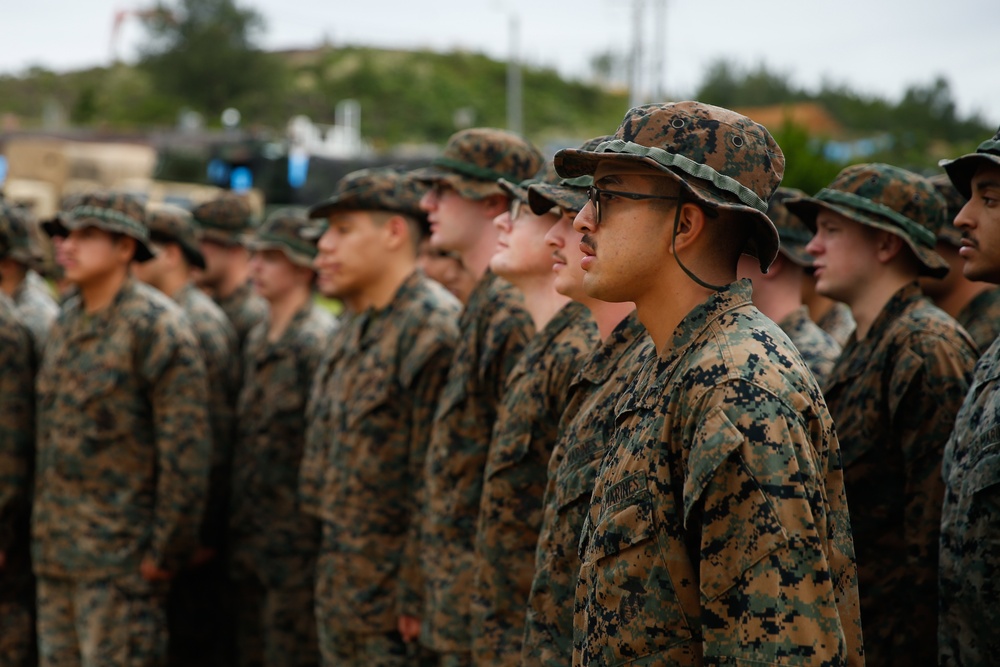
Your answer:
[497,162,560,208]
[528,136,614,215]
[928,173,967,248]
[767,187,813,267]
[192,192,254,246]
[555,101,784,271]
[308,167,429,232]
[939,127,1000,199]
[145,203,206,269]
[41,190,155,263]
[246,208,319,268]
[0,202,44,267]
[786,163,949,278]
[411,128,544,200]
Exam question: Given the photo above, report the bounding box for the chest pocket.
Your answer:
[578,474,694,666]
[485,431,532,480]
[344,369,395,430]
[554,446,603,512]
[964,453,1000,497]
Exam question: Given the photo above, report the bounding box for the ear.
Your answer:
[668,202,709,255]
[479,194,509,219]
[116,235,138,264]
[874,230,906,264]
[760,252,785,280]
[164,243,184,269]
[382,214,410,251]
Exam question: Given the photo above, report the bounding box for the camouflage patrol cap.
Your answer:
[940,127,1000,199]
[411,128,544,200]
[497,161,560,208]
[767,187,813,267]
[529,136,614,215]
[192,192,254,246]
[929,173,967,248]
[308,166,429,230]
[246,208,318,268]
[786,163,949,278]
[41,190,155,263]
[145,203,206,269]
[0,202,44,266]
[555,102,784,271]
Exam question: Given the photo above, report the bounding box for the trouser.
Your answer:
[231,570,319,667]
[36,574,168,667]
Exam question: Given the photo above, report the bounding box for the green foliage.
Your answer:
[771,122,845,194]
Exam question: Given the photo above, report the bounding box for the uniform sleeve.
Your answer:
[685,386,851,665]
[398,339,456,617]
[198,323,238,550]
[0,320,34,554]
[143,316,212,572]
[299,346,333,519]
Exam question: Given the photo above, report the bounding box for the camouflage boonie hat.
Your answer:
[767,187,813,267]
[497,162,560,208]
[929,173,967,248]
[41,190,155,263]
[786,163,949,278]
[192,192,254,246]
[411,128,543,200]
[555,101,784,271]
[246,209,318,268]
[307,166,429,234]
[940,127,1000,199]
[528,136,614,215]
[0,202,44,266]
[145,203,206,269]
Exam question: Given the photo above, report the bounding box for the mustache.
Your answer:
[581,234,597,252]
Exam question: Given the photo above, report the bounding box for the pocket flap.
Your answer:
[964,452,1000,497]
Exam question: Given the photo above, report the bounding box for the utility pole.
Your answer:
[652,0,667,101]
[629,0,645,108]
[506,13,523,135]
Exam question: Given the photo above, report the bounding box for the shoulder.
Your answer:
[892,300,976,360]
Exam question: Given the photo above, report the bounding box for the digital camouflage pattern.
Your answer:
[317,629,410,667]
[311,271,459,663]
[308,166,429,223]
[822,282,975,665]
[420,270,535,653]
[940,126,1000,199]
[778,305,841,386]
[929,173,967,248]
[192,192,255,246]
[521,311,652,667]
[146,203,206,269]
[411,128,543,200]
[0,201,43,267]
[576,280,863,666]
[555,101,785,271]
[42,190,156,263]
[816,302,856,349]
[229,302,334,665]
[246,208,321,268]
[940,335,1000,666]
[13,270,58,358]
[215,278,269,354]
[787,163,949,278]
[527,137,614,217]
[768,187,814,267]
[33,277,211,578]
[37,574,169,667]
[471,302,598,666]
[0,292,36,667]
[955,287,1000,354]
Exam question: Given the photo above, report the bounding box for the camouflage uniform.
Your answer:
[937,129,1000,666]
[0,203,58,357]
[192,194,269,352]
[413,127,543,659]
[955,287,1000,353]
[471,302,598,666]
[0,292,36,667]
[520,312,652,667]
[555,103,863,665]
[777,305,840,386]
[816,302,856,348]
[142,205,240,667]
[790,164,979,665]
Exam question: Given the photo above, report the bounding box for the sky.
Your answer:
[1,0,998,128]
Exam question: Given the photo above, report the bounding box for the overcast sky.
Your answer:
[2,0,998,128]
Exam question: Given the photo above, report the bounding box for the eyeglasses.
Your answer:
[587,185,679,224]
[509,197,563,222]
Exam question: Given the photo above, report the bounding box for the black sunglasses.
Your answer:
[587,185,679,224]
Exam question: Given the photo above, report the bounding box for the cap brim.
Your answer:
[786,197,948,279]
[410,165,505,200]
[940,153,1000,199]
[43,216,156,263]
[245,239,316,268]
[527,183,587,215]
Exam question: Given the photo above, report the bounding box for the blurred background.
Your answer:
[0,0,996,218]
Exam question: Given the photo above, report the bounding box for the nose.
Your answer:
[545,216,568,248]
[574,203,597,234]
[954,200,976,231]
[493,210,512,232]
[805,232,822,257]
[419,188,438,213]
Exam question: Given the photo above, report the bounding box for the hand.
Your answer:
[398,615,421,643]
[190,546,217,567]
[140,556,172,582]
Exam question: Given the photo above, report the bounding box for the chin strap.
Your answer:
[671,194,726,292]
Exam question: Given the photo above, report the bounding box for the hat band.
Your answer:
[431,157,518,184]
[194,215,249,233]
[253,231,317,259]
[815,188,936,248]
[71,206,148,240]
[595,139,769,213]
[979,138,1000,155]
[560,175,593,188]
[778,227,812,246]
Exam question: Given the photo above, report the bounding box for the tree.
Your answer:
[137,0,284,121]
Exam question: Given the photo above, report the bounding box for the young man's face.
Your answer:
[489,197,559,281]
[545,209,588,301]
[195,239,233,290]
[313,210,386,302]
[806,210,880,305]
[420,182,492,254]
[248,248,311,303]
[572,163,675,303]
[61,226,131,286]
[417,239,473,303]
[955,163,1000,284]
